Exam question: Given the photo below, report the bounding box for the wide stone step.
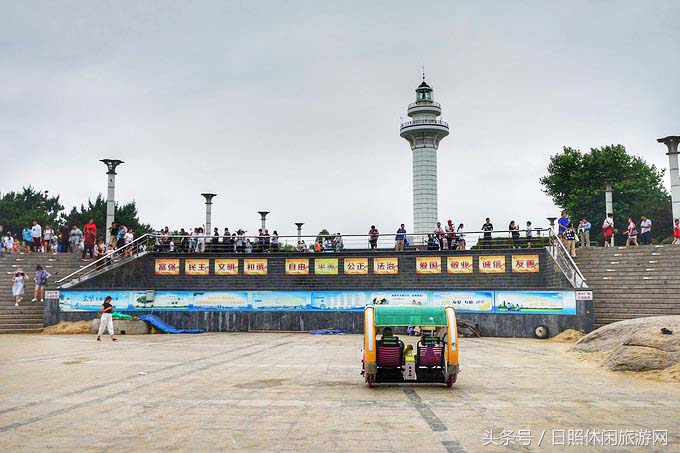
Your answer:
[0,327,43,334]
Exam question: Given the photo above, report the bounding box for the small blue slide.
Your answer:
[139,314,204,334]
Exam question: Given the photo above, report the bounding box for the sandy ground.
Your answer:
[0,333,678,452]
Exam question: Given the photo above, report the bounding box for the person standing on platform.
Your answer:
[525,221,533,248]
[433,222,445,250]
[481,218,493,249]
[578,217,591,247]
[368,225,379,251]
[445,220,456,250]
[509,221,520,248]
[557,212,569,247]
[31,220,42,252]
[82,228,96,260]
[639,216,652,245]
[456,223,466,250]
[108,222,118,250]
[564,223,577,257]
[84,219,97,237]
[96,296,117,342]
[625,217,638,247]
[395,224,406,251]
[602,213,614,247]
[43,225,54,253]
[69,225,82,253]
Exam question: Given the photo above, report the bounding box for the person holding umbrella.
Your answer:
[12,269,26,307]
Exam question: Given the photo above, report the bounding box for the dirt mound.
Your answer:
[42,320,92,334]
[550,329,585,343]
[571,316,680,382]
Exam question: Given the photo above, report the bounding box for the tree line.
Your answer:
[0,187,152,237]
[540,145,674,244]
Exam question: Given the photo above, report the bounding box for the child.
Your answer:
[673,219,680,245]
[32,265,51,303]
[564,222,577,257]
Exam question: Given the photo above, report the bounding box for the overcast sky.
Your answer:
[1,1,679,240]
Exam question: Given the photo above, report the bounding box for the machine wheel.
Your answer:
[534,325,550,339]
[446,373,457,388]
[366,373,374,388]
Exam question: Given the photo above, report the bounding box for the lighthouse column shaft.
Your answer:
[413,146,438,236]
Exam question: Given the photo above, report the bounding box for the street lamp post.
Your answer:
[201,194,217,238]
[295,222,304,244]
[546,217,557,234]
[657,136,680,222]
[100,159,124,245]
[258,211,270,230]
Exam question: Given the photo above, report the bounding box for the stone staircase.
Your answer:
[574,245,680,327]
[0,252,85,333]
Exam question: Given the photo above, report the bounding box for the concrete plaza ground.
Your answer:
[0,333,678,452]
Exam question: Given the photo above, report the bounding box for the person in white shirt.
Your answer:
[31,221,42,252]
[3,233,14,253]
[602,213,615,247]
[639,216,652,245]
[124,229,134,257]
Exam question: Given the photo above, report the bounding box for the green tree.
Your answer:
[61,194,153,236]
[316,229,332,244]
[0,187,64,236]
[540,145,672,243]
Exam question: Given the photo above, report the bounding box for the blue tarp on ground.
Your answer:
[139,314,204,334]
[308,329,351,335]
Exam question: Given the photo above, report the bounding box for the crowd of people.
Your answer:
[556,212,680,258]
[153,227,283,253]
[1,219,137,262]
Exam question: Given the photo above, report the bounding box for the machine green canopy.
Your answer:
[373,305,447,327]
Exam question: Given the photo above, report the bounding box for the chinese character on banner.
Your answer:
[214,259,238,275]
[512,254,540,273]
[374,257,398,275]
[479,256,505,273]
[344,258,369,275]
[315,258,338,275]
[155,258,180,275]
[416,257,441,274]
[244,259,268,275]
[285,259,309,275]
[447,256,473,274]
[185,259,209,275]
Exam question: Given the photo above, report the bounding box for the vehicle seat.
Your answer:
[417,336,444,368]
[377,333,404,368]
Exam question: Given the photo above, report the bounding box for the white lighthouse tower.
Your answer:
[400,77,450,239]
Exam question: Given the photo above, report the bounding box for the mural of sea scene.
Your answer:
[59,290,577,315]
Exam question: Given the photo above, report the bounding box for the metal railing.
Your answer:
[56,233,153,288]
[125,229,550,253]
[407,101,441,109]
[400,119,449,128]
[55,229,565,288]
[546,229,588,289]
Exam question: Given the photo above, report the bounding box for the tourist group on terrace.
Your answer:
[3,214,679,259]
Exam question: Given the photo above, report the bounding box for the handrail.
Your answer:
[56,233,154,285]
[546,229,588,289]
[400,119,449,128]
[408,101,441,109]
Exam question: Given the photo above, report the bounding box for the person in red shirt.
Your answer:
[84,219,97,236]
[82,230,96,260]
[673,219,680,245]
